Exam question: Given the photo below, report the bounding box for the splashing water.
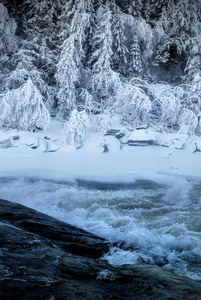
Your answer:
[0,177,201,281]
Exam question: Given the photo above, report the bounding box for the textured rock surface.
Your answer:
[0,199,201,300]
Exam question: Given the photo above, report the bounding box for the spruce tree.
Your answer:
[128,0,142,18]
[129,38,143,77]
[56,0,91,119]
[0,3,18,91]
[88,4,120,105]
[111,5,129,75]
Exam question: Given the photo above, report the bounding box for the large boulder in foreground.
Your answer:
[0,199,201,300]
[0,198,109,259]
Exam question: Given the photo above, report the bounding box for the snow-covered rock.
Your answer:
[19,135,39,149]
[0,131,12,149]
[127,128,158,146]
[44,141,60,153]
[103,136,121,152]
[0,138,12,149]
[156,133,187,150]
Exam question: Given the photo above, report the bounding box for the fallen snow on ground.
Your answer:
[0,118,201,185]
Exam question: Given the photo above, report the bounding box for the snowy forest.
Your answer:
[1,0,201,145]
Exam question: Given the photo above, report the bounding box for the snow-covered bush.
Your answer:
[0,96,11,128]
[90,69,120,103]
[178,108,198,135]
[196,118,201,136]
[150,84,201,135]
[63,109,91,147]
[172,84,201,121]
[0,78,50,130]
[186,92,201,117]
[78,88,100,114]
[91,111,112,135]
[192,72,201,93]
[62,108,113,147]
[156,89,181,131]
[114,83,151,127]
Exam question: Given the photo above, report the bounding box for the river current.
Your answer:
[0,177,201,281]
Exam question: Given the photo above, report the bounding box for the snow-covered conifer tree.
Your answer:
[185,36,201,91]
[25,0,61,72]
[1,0,201,138]
[56,0,91,119]
[128,0,142,18]
[3,43,50,106]
[1,0,57,107]
[56,34,79,119]
[89,4,120,105]
[0,3,18,91]
[0,78,50,130]
[143,0,152,21]
[0,3,17,57]
[126,13,153,78]
[154,0,201,82]
[129,38,143,77]
[111,5,129,75]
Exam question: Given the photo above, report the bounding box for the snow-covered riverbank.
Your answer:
[0,118,201,185]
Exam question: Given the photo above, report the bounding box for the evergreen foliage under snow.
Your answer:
[1,0,201,145]
[0,78,50,130]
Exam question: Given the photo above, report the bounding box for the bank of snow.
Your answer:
[0,118,201,185]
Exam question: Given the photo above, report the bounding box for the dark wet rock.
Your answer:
[0,199,109,259]
[0,199,201,300]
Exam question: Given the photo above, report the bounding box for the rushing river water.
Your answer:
[0,177,201,282]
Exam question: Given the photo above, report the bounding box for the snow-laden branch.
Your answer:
[0,78,50,130]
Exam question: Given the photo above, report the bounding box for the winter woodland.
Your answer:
[0,0,201,146]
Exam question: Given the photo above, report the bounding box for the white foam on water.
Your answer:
[0,177,201,280]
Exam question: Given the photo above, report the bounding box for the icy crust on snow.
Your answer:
[0,119,201,185]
